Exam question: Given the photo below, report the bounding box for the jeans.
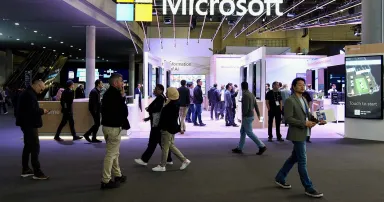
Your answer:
[218,101,225,116]
[21,127,41,173]
[193,104,203,124]
[186,104,194,121]
[160,130,187,167]
[84,112,100,140]
[102,126,122,183]
[179,107,188,131]
[0,102,7,114]
[141,127,172,163]
[238,116,265,149]
[210,102,218,119]
[225,107,234,125]
[275,141,314,191]
[55,112,76,138]
[268,109,282,139]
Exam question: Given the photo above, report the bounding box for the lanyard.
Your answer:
[303,98,309,116]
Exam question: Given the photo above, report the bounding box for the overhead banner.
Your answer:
[345,55,383,119]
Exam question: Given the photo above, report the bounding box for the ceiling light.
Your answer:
[15,23,19,26]
[53,50,56,52]
[62,53,65,55]
[34,30,37,33]
[76,57,79,59]
[106,60,109,62]
[79,49,81,51]
[70,45,73,48]
[97,56,100,59]
[43,47,46,49]
[48,36,52,39]
[102,58,104,60]
[31,43,34,45]
[60,41,63,44]
[69,55,72,57]
[82,59,84,60]
[16,38,20,41]
[0,33,2,36]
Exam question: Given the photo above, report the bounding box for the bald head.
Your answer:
[31,80,45,94]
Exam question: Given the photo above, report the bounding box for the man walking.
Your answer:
[100,73,130,189]
[193,79,206,126]
[232,82,267,155]
[208,84,220,120]
[84,79,103,143]
[185,82,194,123]
[55,80,82,141]
[265,81,283,142]
[16,80,49,180]
[134,84,142,112]
[177,80,190,134]
[275,78,325,198]
[224,84,236,127]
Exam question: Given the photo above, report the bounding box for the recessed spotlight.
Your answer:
[34,30,37,33]
[106,60,109,62]
[76,57,79,59]
[53,50,56,52]
[48,36,52,39]
[15,23,19,26]
[0,33,2,36]
[31,43,34,45]
[82,59,84,60]
[62,53,65,55]
[69,55,72,57]
[16,38,20,41]
[102,58,104,60]
[79,49,81,51]
[70,45,73,48]
[97,56,100,58]
[43,47,46,49]
[60,41,63,44]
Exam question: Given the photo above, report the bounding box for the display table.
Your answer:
[38,98,93,134]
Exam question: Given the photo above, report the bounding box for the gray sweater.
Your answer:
[242,90,261,118]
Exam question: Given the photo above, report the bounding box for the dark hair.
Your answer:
[278,82,282,87]
[213,83,217,88]
[307,84,312,88]
[266,83,270,87]
[241,82,248,90]
[291,77,306,88]
[272,81,279,86]
[32,79,43,85]
[187,82,191,87]
[109,73,123,85]
[181,80,186,86]
[66,80,74,88]
[234,84,238,88]
[95,79,101,87]
[226,83,231,90]
[197,79,201,84]
[156,84,164,92]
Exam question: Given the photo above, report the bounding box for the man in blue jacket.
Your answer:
[16,80,49,180]
[224,84,235,126]
[193,79,206,126]
[208,84,220,120]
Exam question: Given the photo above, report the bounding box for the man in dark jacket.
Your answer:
[134,84,142,112]
[185,82,194,123]
[16,80,49,180]
[192,79,206,126]
[54,80,82,142]
[84,79,103,143]
[177,80,190,134]
[75,84,85,99]
[100,73,129,190]
[208,84,220,120]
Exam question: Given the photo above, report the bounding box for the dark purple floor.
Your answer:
[1,111,384,202]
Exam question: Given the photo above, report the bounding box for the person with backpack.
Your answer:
[152,87,191,172]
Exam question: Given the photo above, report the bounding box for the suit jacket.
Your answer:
[224,90,233,108]
[284,94,315,142]
[88,87,101,115]
[177,86,190,107]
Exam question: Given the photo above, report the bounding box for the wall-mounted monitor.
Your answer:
[345,55,383,119]
[254,60,262,99]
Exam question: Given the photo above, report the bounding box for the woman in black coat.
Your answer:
[152,87,191,172]
[134,84,173,165]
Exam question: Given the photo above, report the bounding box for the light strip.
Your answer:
[246,0,305,36]
[234,4,276,38]
[278,16,361,31]
[300,1,362,25]
[198,15,207,43]
[187,15,192,45]
[172,0,176,47]
[153,0,163,49]
[141,22,150,51]
[272,0,336,31]
[124,21,138,54]
[211,15,226,41]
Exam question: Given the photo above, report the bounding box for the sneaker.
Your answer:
[180,159,191,170]
[305,189,324,198]
[21,169,34,178]
[152,165,166,172]
[277,138,284,142]
[232,124,238,127]
[232,148,243,154]
[166,161,174,165]
[199,123,206,126]
[91,139,102,143]
[100,180,120,190]
[115,175,127,183]
[256,147,267,155]
[134,159,148,166]
[54,137,64,142]
[4,112,8,115]
[73,136,83,141]
[33,172,50,180]
[275,181,292,189]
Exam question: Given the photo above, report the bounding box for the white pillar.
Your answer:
[129,53,135,97]
[362,0,384,44]
[86,26,96,98]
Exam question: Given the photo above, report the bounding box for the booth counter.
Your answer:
[38,98,93,134]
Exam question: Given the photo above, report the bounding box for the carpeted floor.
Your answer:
[0,112,384,202]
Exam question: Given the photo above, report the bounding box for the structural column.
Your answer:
[5,50,13,81]
[362,0,384,44]
[129,53,135,98]
[85,25,96,98]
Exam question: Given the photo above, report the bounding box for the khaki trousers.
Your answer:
[101,126,122,183]
[179,107,188,132]
[160,130,186,167]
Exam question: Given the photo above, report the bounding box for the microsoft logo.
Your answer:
[116,0,153,22]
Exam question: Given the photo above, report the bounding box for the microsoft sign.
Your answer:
[163,0,284,16]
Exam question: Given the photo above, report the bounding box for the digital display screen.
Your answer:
[345,55,383,119]
[69,68,129,83]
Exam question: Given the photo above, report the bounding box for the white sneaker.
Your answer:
[166,161,174,165]
[180,159,191,170]
[134,159,147,166]
[152,165,166,172]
